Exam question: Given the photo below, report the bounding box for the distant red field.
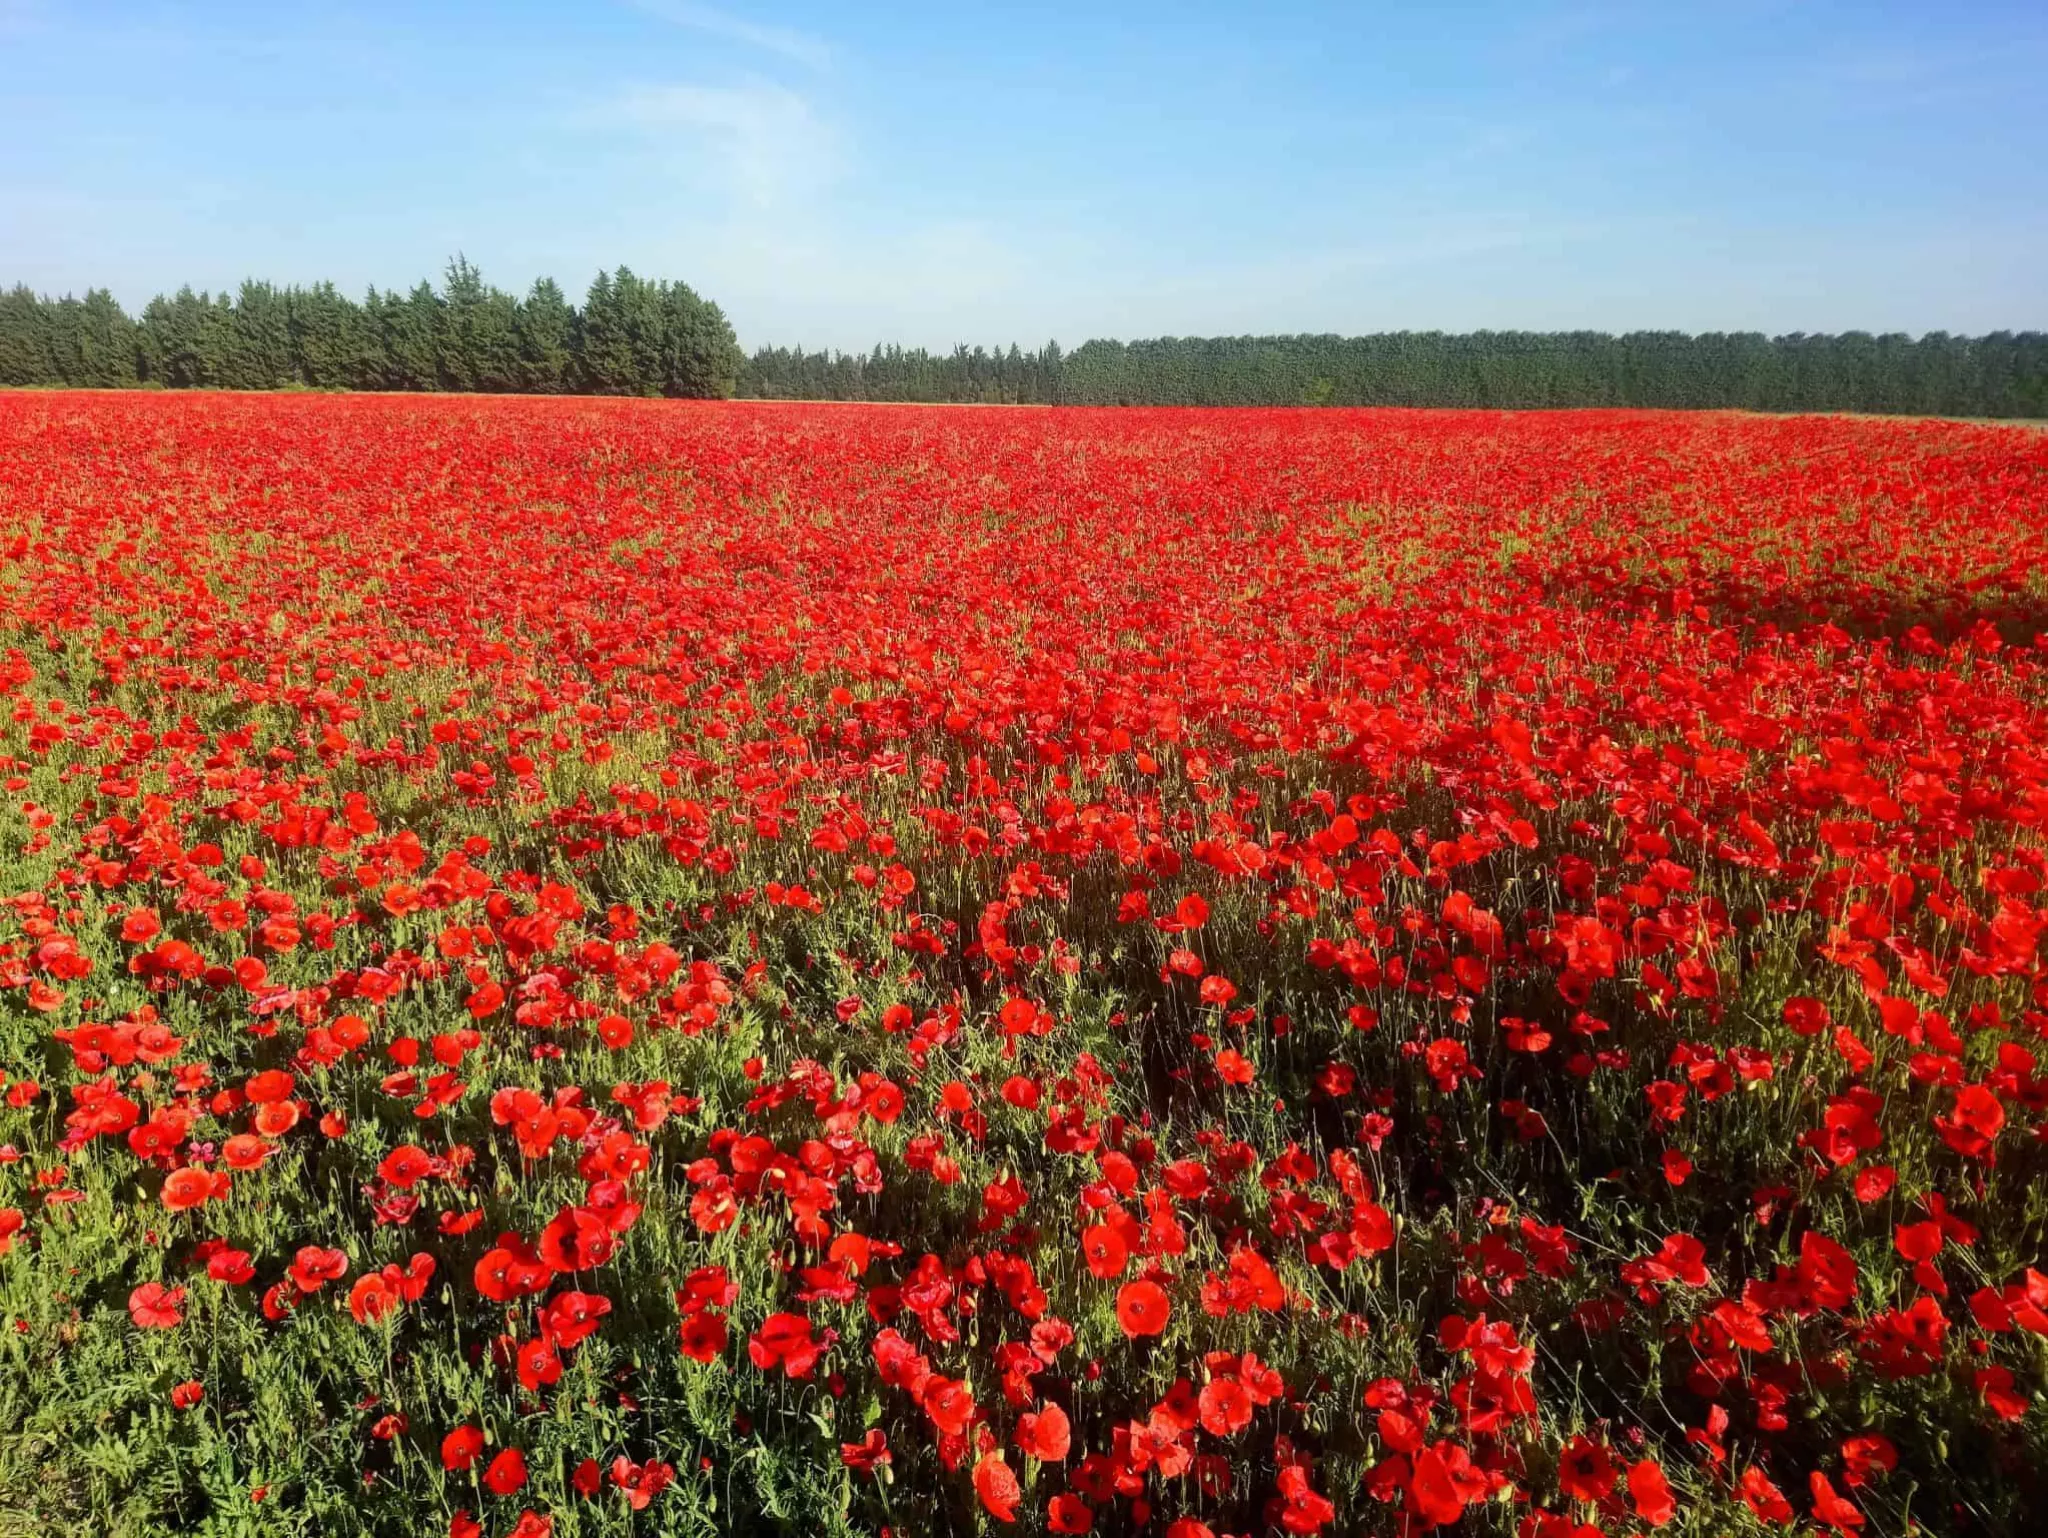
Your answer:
[3,392,2047,1538]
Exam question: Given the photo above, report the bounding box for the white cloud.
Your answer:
[623,0,831,71]
[592,79,837,207]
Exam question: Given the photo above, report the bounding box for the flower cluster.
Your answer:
[1,392,2046,1535]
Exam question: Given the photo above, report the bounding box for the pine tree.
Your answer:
[515,278,575,393]
[654,281,744,398]
[437,256,521,393]
[287,282,371,389]
[0,286,51,386]
[574,270,636,393]
[373,282,442,391]
[221,281,293,388]
[38,289,141,387]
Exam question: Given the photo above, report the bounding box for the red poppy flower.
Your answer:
[348,1273,398,1325]
[540,1289,613,1349]
[441,1425,485,1472]
[679,1310,729,1363]
[1016,1401,1070,1462]
[128,1281,185,1329]
[1809,1471,1864,1533]
[483,1447,527,1496]
[1081,1223,1128,1280]
[920,1374,976,1437]
[1556,1435,1615,1502]
[1116,1279,1171,1338]
[288,1245,348,1293]
[1047,1492,1094,1533]
[378,1144,435,1189]
[1628,1458,1676,1528]
[748,1312,831,1378]
[1740,1466,1795,1522]
[610,1456,674,1510]
[160,1167,218,1212]
[1934,1084,2005,1159]
[515,1337,561,1392]
[840,1428,890,1475]
[973,1453,1021,1522]
[1276,1464,1335,1533]
[1198,1376,1253,1436]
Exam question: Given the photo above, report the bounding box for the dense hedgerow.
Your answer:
[1,394,2047,1538]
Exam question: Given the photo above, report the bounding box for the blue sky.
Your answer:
[3,0,2044,349]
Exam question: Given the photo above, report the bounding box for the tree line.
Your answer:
[742,331,2048,417]
[737,342,1068,404]
[4,264,2044,416]
[0,259,743,398]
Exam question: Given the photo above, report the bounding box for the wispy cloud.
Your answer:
[0,0,47,38]
[590,80,836,208]
[1145,216,1620,308]
[624,0,831,71]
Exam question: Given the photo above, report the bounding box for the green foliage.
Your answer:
[0,286,55,387]
[15,288,144,389]
[514,279,576,394]
[0,260,744,400]
[737,340,1067,403]
[571,267,742,398]
[4,265,2045,414]
[737,331,2048,417]
[1048,330,2048,415]
[438,256,522,393]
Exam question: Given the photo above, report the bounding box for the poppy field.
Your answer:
[5,391,2048,1538]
